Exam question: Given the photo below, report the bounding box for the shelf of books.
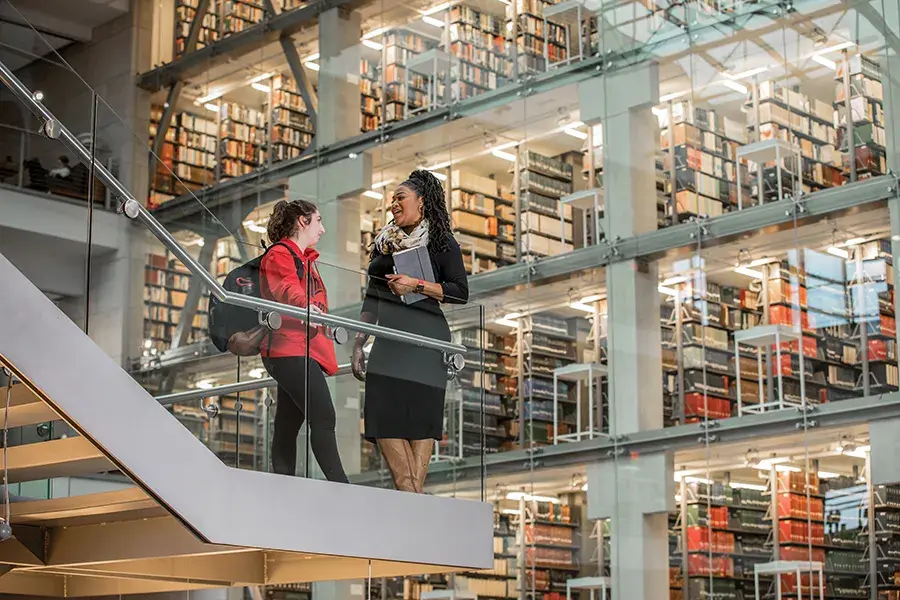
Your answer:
[449,4,512,101]
[174,0,219,58]
[748,81,843,203]
[360,57,382,132]
[508,0,567,73]
[450,170,516,275]
[521,314,578,446]
[835,55,887,182]
[221,0,265,36]
[148,104,178,208]
[174,111,217,190]
[382,30,438,123]
[867,483,900,600]
[143,250,210,353]
[219,102,267,179]
[519,499,581,598]
[270,74,314,161]
[518,150,574,259]
[659,100,749,223]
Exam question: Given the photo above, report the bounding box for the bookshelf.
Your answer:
[521,314,577,446]
[383,29,439,123]
[148,104,178,208]
[143,250,210,353]
[508,0,568,73]
[449,4,512,101]
[518,150,574,258]
[360,57,382,132]
[221,0,265,36]
[174,111,217,189]
[450,170,516,275]
[835,54,887,182]
[219,102,267,179]
[174,0,219,58]
[270,74,314,162]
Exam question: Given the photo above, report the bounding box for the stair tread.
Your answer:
[0,437,112,483]
[11,487,165,527]
[4,384,60,428]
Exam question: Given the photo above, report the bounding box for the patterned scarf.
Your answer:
[374,219,429,255]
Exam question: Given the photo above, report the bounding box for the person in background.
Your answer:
[352,169,469,493]
[49,155,70,178]
[260,199,349,483]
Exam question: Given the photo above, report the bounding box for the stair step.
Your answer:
[5,384,59,428]
[2,437,111,483]
[11,487,164,527]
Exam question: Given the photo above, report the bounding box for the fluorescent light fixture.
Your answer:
[362,39,383,51]
[827,246,850,259]
[811,54,837,70]
[721,79,748,94]
[362,190,384,200]
[494,317,519,328]
[569,302,594,313]
[818,471,840,479]
[306,52,320,61]
[564,127,588,140]
[843,445,870,458]
[251,82,270,93]
[492,149,517,162]
[683,476,713,484]
[581,294,605,303]
[817,41,855,54]
[506,491,560,504]
[660,90,688,102]
[362,27,387,40]
[305,61,320,72]
[242,220,268,234]
[733,266,764,279]
[845,237,866,246]
[422,15,445,27]
[422,1,453,15]
[493,140,519,152]
[567,121,584,128]
[500,508,522,515]
[661,276,688,286]
[745,257,776,268]
[754,458,801,472]
[504,312,523,320]
[651,106,668,118]
[724,66,769,80]
[197,91,224,104]
[658,285,678,297]
[204,103,219,112]
[581,482,588,491]
[431,171,448,181]
[371,179,394,189]
[729,482,767,491]
[247,72,274,84]
[195,380,215,390]
[248,368,265,379]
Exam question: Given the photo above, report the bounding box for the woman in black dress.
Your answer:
[351,169,468,493]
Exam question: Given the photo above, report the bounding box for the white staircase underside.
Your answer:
[0,252,494,595]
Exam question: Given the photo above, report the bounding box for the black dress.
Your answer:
[362,235,469,442]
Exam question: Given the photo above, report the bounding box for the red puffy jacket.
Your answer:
[259,240,338,375]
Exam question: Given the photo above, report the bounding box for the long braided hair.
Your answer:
[375,169,453,256]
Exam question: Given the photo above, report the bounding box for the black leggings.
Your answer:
[263,356,349,483]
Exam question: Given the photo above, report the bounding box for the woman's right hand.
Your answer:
[351,344,367,382]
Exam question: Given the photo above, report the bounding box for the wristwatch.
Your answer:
[415,279,425,294]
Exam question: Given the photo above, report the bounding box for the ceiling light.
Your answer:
[204,103,219,112]
[306,52,320,61]
[843,445,870,459]
[492,149,517,162]
[724,67,769,80]
[197,90,225,104]
[818,471,841,479]
[251,83,270,93]
[247,72,274,84]
[33,90,44,101]
[658,285,678,297]
[362,39,383,51]
[506,491,559,504]
[581,294,605,303]
[493,140,519,152]
[422,15,445,27]
[248,368,265,379]
[564,127,588,140]
[745,257,776,268]
[721,80,748,95]
[817,41,855,54]
[845,237,866,246]
[569,302,594,313]
[500,508,522,515]
[305,62,320,72]
[659,90,688,102]
[651,106,668,118]
[729,482,767,491]
[661,276,688,286]
[363,190,384,200]
[195,380,215,390]
[811,54,837,70]
[242,219,268,234]
[362,27,387,40]
[827,246,850,259]
[372,179,394,189]
[581,482,588,491]
[733,266,764,279]
[431,171,447,181]
[494,317,519,328]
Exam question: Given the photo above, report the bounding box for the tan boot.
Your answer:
[410,439,433,493]
[378,439,417,492]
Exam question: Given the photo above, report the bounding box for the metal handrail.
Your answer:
[155,362,350,406]
[0,59,466,357]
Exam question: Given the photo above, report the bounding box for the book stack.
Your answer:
[269,74,314,162]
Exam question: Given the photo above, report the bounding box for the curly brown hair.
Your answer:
[266,199,318,243]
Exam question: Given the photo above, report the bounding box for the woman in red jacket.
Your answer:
[260,199,348,483]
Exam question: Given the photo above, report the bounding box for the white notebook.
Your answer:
[392,245,436,305]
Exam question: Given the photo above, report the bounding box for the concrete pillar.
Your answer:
[318,7,362,146]
[578,63,670,600]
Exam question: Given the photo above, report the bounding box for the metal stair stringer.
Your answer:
[0,251,494,583]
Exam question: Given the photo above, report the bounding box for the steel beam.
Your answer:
[351,389,900,488]
[853,2,900,57]
[280,35,319,125]
[135,0,370,92]
[171,233,218,349]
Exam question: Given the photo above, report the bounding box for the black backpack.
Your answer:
[209,242,303,355]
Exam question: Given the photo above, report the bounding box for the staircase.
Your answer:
[0,251,493,597]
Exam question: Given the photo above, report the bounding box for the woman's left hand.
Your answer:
[386,274,417,296]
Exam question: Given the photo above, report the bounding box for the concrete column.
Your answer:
[882,50,900,174]
[578,63,668,600]
[318,7,362,146]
